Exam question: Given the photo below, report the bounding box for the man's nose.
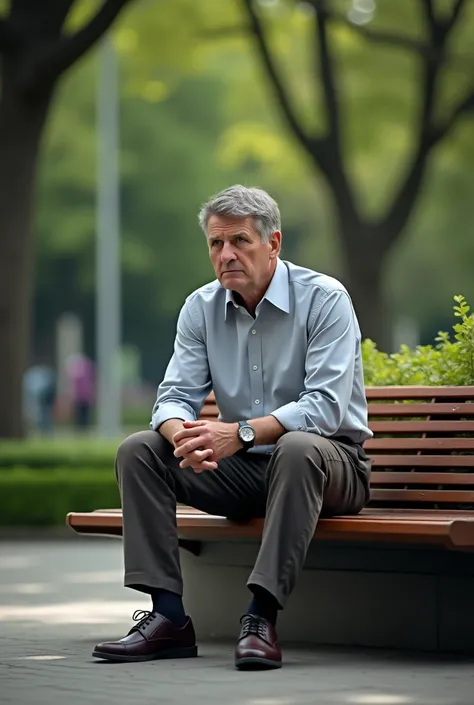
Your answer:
[220,242,236,263]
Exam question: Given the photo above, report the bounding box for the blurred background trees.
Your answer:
[1,0,474,437]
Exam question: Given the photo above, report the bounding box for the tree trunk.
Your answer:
[346,265,392,351]
[0,62,52,438]
[340,235,393,352]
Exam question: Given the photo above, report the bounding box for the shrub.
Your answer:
[0,468,119,526]
[363,295,474,386]
[0,439,117,469]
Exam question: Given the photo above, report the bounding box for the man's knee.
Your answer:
[115,430,167,478]
[272,431,338,482]
[275,431,326,458]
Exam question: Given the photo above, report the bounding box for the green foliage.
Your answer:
[0,468,119,526]
[363,295,474,386]
[0,439,117,469]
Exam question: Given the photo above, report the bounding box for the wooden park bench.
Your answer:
[66,385,474,652]
[67,385,474,551]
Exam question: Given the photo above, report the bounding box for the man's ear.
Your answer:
[269,231,282,259]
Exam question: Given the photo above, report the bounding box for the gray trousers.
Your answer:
[116,430,371,608]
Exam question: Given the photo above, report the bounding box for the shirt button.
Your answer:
[251,329,257,335]
[252,365,258,371]
[254,399,260,405]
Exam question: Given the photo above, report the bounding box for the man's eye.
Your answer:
[236,236,246,243]
[211,240,222,247]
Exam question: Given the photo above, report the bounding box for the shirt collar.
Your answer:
[224,258,290,319]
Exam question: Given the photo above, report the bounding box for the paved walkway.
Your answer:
[0,538,473,705]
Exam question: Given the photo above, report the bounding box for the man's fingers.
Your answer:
[192,457,219,472]
[180,455,217,470]
[179,448,214,467]
[174,438,212,458]
[192,463,218,473]
[173,423,207,444]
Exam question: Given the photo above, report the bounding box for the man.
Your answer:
[93,185,372,670]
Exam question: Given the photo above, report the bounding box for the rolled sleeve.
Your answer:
[271,402,306,432]
[150,297,211,431]
[150,403,196,431]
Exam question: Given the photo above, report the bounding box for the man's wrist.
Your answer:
[231,422,243,450]
[244,415,285,447]
[158,418,185,446]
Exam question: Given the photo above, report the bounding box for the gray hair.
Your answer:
[198,185,281,243]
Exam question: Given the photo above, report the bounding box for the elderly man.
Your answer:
[93,185,372,669]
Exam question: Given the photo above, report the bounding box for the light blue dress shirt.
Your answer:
[151,258,372,452]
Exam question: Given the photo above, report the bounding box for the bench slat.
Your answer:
[66,509,474,549]
[365,386,474,400]
[368,403,474,417]
[75,506,474,519]
[370,472,474,485]
[370,488,474,502]
[369,420,474,434]
[365,437,474,451]
[371,455,474,467]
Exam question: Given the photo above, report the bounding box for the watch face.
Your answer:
[240,425,255,442]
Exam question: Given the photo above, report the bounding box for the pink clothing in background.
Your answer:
[67,355,95,404]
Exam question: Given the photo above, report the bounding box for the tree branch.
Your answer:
[430,86,474,147]
[328,6,471,72]
[421,0,467,42]
[308,1,359,222]
[445,0,466,32]
[349,23,428,56]
[314,2,340,145]
[240,0,322,160]
[199,17,473,74]
[23,0,134,94]
[421,0,437,34]
[380,0,467,246]
[0,18,18,55]
[379,61,438,245]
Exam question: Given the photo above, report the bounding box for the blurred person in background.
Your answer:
[23,362,57,435]
[66,353,95,429]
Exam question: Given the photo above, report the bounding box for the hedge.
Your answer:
[0,468,119,526]
[0,439,117,469]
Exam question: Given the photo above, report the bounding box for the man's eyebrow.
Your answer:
[208,232,248,240]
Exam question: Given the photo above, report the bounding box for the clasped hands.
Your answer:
[172,420,242,472]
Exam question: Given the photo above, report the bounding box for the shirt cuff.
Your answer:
[150,404,196,431]
[271,402,306,433]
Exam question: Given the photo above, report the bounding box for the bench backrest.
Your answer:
[201,386,474,510]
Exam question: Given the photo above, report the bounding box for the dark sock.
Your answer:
[247,586,279,626]
[150,588,186,626]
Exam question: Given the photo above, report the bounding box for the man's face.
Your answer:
[207,215,281,297]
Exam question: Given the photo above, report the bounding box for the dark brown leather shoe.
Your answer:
[92,610,198,662]
[235,614,282,670]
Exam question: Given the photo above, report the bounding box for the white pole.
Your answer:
[96,36,121,437]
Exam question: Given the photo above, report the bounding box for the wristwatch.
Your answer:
[237,421,256,451]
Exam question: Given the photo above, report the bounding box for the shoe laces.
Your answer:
[131,609,156,632]
[240,614,268,640]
